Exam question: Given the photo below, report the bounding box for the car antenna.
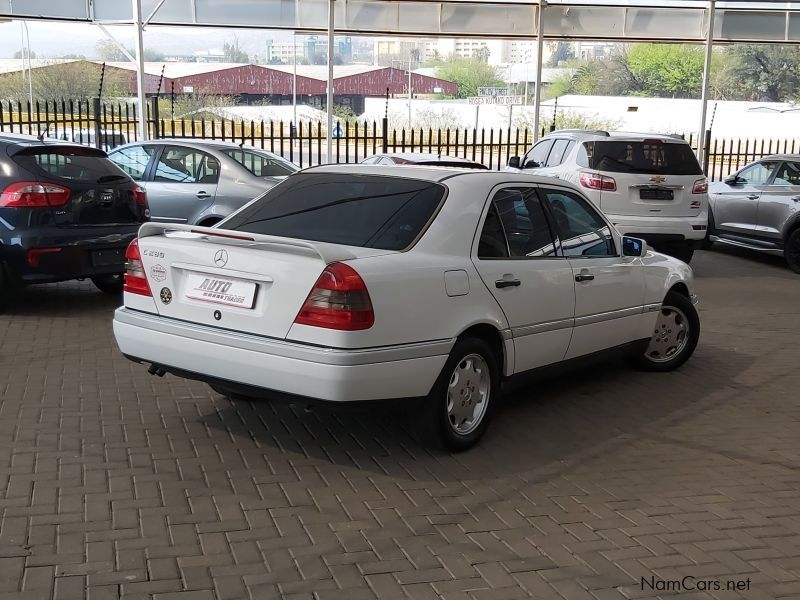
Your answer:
[37,122,51,142]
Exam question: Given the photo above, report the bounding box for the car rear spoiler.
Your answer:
[137,222,356,264]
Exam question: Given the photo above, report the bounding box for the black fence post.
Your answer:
[150,96,160,139]
[92,97,102,150]
[381,117,388,153]
[702,129,712,175]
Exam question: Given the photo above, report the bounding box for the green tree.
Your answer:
[724,44,800,101]
[472,46,491,63]
[0,61,129,103]
[626,44,705,98]
[13,49,37,59]
[95,39,164,62]
[223,38,249,63]
[435,58,504,99]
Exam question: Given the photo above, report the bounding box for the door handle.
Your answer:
[747,194,759,200]
[495,278,521,289]
[575,272,595,282]
[196,191,212,199]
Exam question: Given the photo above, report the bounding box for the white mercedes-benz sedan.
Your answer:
[113,165,700,450]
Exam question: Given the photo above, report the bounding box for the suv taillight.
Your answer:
[294,262,374,331]
[123,239,152,296]
[0,182,70,207]
[132,185,148,206]
[579,172,617,192]
[692,178,708,194]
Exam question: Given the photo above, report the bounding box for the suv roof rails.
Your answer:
[549,129,610,137]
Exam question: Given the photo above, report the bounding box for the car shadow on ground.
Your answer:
[693,246,793,279]
[201,344,751,483]
[2,281,121,317]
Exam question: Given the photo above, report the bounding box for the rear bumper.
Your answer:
[113,307,451,402]
[2,226,138,283]
[608,213,708,243]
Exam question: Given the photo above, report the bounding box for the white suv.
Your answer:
[507,130,708,262]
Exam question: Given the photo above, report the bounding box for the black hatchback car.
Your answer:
[0,134,149,308]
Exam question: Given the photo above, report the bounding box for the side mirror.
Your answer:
[507,156,520,169]
[523,160,540,169]
[724,174,740,185]
[622,236,647,257]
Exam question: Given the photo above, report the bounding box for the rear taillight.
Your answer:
[692,178,708,194]
[26,247,62,268]
[123,239,152,297]
[579,172,617,192]
[0,182,70,207]
[132,186,148,206]
[294,262,374,331]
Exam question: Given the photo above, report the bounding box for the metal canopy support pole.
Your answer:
[132,0,147,141]
[326,0,334,163]
[697,0,716,164]
[532,0,546,142]
[293,32,298,128]
[408,53,412,131]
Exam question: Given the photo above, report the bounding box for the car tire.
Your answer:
[701,210,715,250]
[636,290,700,372]
[785,228,800,274]
[91,274,124,294]
[420,337,499,452]
[0,262,20,311]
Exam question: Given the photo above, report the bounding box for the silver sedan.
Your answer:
[107,139,298,226]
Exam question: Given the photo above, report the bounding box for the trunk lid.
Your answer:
[584,139,705,218]
[135,223,393,339]
[10,145,145,226]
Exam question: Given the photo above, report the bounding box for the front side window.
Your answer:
[736,162,778,185]
[108,145,154,180]
[222,149,297,177]
[524,140,553,168]
[543,189,616,257]
[769,162,800,186]
[154,147,220,184]
[478,188,557,259]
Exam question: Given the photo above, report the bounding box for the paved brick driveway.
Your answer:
[1,247,799,600]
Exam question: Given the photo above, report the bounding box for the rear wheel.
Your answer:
[199,218,222,228]
[636,290,700,372]
[0,263,20,311]
[785,228,800,274]
[420,337,498,451]
[701,210,715,250]
[91,274,124,294]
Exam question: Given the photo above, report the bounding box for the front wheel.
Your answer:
[785,229,800,274]
[420,337,499,451]
[91,274,124,294]
[636,290,700,372]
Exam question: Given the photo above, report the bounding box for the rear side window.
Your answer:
[545,139,571,167]
[586,140,702,175]
[13,146,130,183]
[222,149,298,177]
[773,162,800,185]
[224,173,446,251]
[154,147,220,184]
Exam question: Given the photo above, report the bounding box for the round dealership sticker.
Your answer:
[151,264,167,282]
[160,287,172,305]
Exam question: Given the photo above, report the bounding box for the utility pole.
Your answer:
[408,51,412,131]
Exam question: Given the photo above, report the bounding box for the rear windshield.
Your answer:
[13,147,131,183]
[222,149,298,177]
[223,173,446,251]
[580,140,702,175]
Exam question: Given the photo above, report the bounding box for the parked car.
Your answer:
[106,140,299,227]
[507,130,708,263]
[49,128,127,151]
[113,166,700,450]
[0,134,149,308]
[362,152,488,169]
[707,155,800,273]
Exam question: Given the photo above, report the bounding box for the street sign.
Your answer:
[468,96,524,105]
[477,87,509,97]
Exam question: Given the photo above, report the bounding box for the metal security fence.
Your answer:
[0,98,796,178]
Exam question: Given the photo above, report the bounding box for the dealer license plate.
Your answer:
[184,272,257,309]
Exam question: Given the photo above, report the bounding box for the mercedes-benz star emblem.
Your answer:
[214,249,228,267]
[160,287,172,304]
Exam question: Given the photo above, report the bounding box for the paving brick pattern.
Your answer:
[1,247,799,599]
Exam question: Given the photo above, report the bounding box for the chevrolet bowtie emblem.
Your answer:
[650,175,667,184]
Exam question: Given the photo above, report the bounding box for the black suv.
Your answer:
[0,134,149,308]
